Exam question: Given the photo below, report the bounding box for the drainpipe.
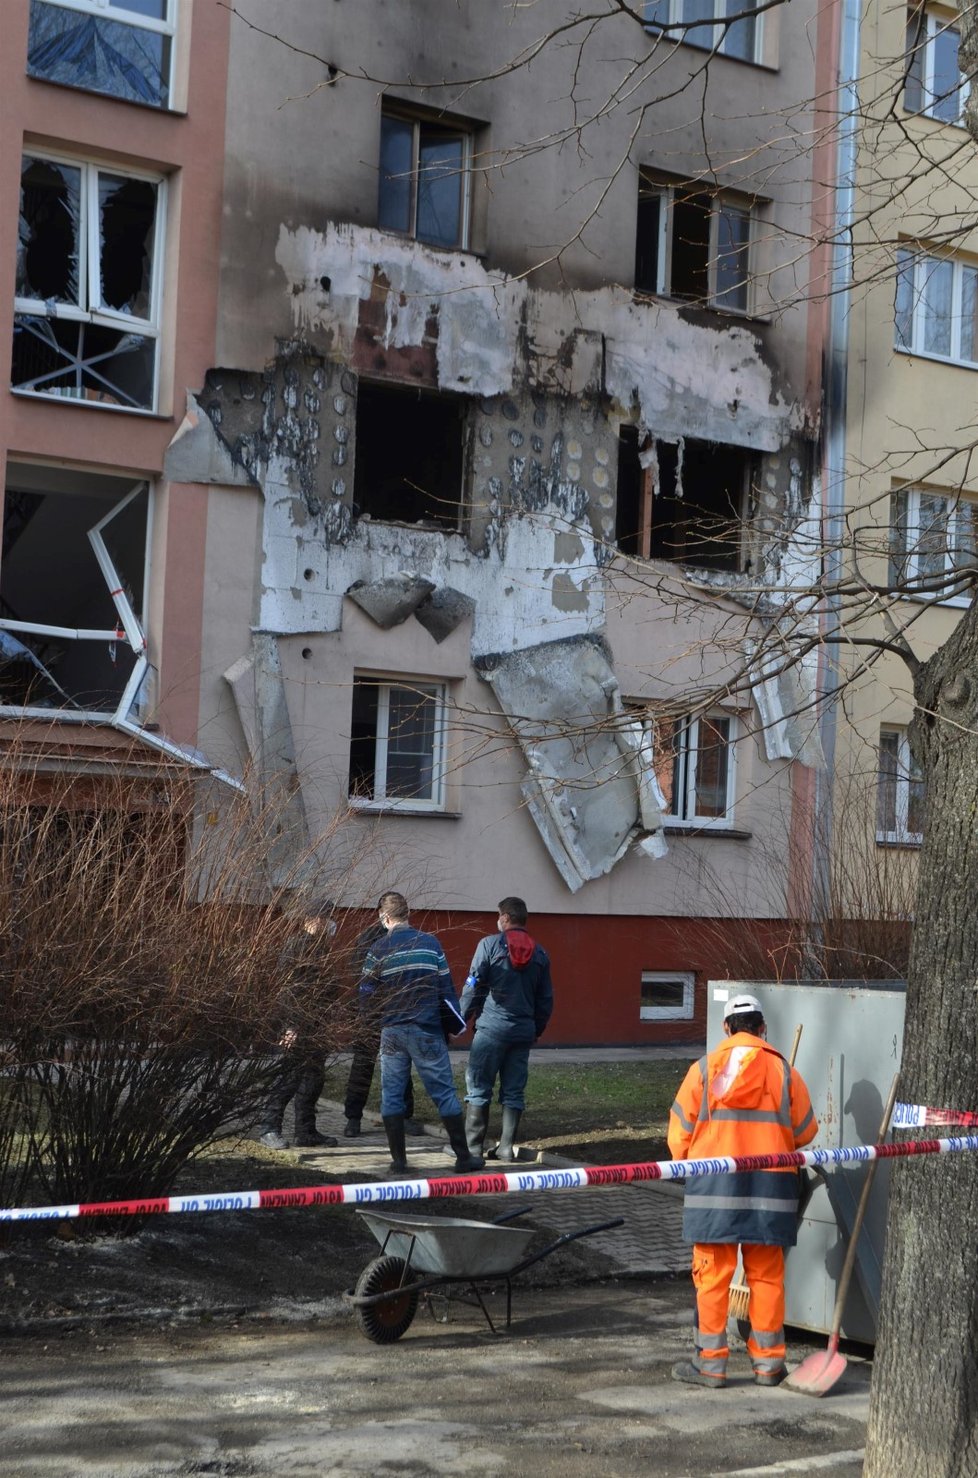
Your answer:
[812,0,861,931]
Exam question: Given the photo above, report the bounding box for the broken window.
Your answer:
[648,710,736,827]
[378,107,473,249]
[354,381,466,529]
[0,464,149,715]
[13,154,163,410]
[616,427,749,570]
[348,676,447,810]
[905,7,969,124]
[640,971,695,1021]
[635,174,753,313]
[643,0,760,61]
[27,0,175,109]
[877,728,925,844]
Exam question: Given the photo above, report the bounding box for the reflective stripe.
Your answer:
[751,1328,785,1349]
[696,1330,727,1351]
[693,1057,709,1123]
[695,1353,728,1376]
[752,1354,786,1373]
[692,1194,800,1213]
[708,1107,792,1125]
[671,1098,694,1133]
[794,1105,816,1138]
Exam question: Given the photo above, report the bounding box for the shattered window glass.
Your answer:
[13,154,161,411]
[27,0,174,110]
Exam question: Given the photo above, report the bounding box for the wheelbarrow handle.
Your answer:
[506,1216,625,1276]
[492,1205,534,1225]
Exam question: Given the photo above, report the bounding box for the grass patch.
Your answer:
[322,1056,692,1164]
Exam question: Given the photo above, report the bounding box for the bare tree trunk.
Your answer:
[864,601,978,1476]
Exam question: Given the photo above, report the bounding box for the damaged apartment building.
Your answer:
[1,0,835,1042]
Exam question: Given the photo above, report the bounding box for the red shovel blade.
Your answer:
[784,1341,847,1397]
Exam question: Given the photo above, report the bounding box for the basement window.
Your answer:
[354,382,466,530]
[0,464,149,716]
[640,971,695,1022]
[616,426,749,570]
[13,153,164,411]
[27,0,176,109]
[348,675,447,811]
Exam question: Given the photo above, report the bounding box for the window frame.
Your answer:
[348,674,448,813]
[643,0,763,64]
[889,485,976,606]
[877,727,925,846]
[640,970,695,1022]
[904,7,970,125]
[632,706,738,829]
[378,107,474,252]
[636,175,754,314]
[27,0,177,110]
[895,246,978,369]
[13,150,166,413]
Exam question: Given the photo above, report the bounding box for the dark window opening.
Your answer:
[635,174,752,312]
[616,430,748,571]
[354,382,466,529]
[641,977,686,1012]
[0,465,148,713]
[670,194,712,302]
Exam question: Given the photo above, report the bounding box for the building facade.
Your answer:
[2,1,842,1042]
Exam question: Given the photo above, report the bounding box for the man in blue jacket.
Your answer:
[359,891,482,1175]
[460,896,554,1162]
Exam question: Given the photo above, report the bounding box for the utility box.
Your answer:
[708,980,905,1343]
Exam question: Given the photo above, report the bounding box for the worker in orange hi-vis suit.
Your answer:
[668,994,818,1390]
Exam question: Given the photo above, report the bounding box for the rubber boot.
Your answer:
[442,1113,485,1173]
[494,1107,522,1163]
[382,1115,410,1173]
[465,1102,490,1159]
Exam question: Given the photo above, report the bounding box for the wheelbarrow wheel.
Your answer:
[353,1256,419,1343]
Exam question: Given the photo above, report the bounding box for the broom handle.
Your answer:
[828,1072,899,1344]
[788,1024,802,1068]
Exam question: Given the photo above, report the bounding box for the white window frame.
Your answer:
[877,728,924,845]
[658,711,737,828]
[0,480,150,723]
[348,675,448,813]
[27,0,177,108]
[637,177,754,313]
[905,8,970,125]
[643,0,762,63]
[890,485,975,606]
[640,971,695,1022]
[895,247,978,369]
[378,109,473,251]
[14,151,166,412]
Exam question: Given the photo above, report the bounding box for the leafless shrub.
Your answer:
[0,747,381,1213]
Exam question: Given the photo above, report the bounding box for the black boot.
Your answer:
[382,1114,410,1173]
[494,1107,522,1163]
[465,1103,490,1159]
[442,1113,484,1173]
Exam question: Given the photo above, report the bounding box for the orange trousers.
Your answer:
[691,1243,787,1379]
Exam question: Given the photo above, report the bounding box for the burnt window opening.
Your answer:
[616,427,750,571]
[0,465,148,714]
[635,174,752,314]
[13,154,162,411]
[354,382,466,530]
[27,0,175,110]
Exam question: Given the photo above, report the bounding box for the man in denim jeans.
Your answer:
[358,891,483,1175]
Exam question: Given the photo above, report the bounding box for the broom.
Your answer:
[727,1023,803,1325]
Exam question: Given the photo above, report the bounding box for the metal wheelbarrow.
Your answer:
[346,1206,624,1343]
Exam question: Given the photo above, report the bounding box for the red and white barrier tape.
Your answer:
[1,1134,977,1222]
[894,1101,978,1129]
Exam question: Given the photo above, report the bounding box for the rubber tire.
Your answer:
[353,1256,419,1344]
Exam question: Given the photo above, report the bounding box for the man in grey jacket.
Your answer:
[459,896,554,1162]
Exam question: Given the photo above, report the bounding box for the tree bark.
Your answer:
[864,598,978,1476]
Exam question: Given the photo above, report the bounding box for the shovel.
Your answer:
[784,1072,898,1397]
